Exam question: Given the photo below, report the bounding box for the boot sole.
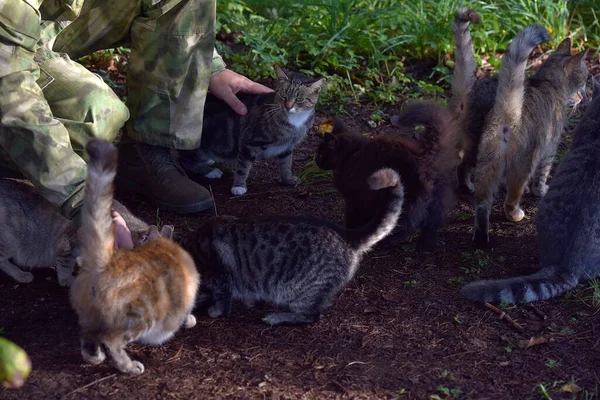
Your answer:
[115,176,214,215]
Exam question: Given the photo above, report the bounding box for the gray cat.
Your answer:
[182,168,404,325]
[179,65,325,195]
[463,79,600,303]
[0,178,154,286]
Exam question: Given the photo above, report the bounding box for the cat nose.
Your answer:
[285,100,294,110]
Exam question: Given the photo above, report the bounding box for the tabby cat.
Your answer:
[71,139,199,375]
[182,168,404,325]
[463,79,600,303]
[315,102,455,249]
[179,65,326,195]
[472,26,588,247]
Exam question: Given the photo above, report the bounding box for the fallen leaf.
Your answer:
[562,383,582,394]
[499,361,510,367]
[315,119,333,135]
[519,336,548,349]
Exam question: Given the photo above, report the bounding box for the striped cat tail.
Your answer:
[80,139,118,272]
[461,266,579,304]
[493,24,550,137]
[353,169,405,253]
[450,8,481,119]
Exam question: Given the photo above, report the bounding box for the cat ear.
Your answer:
[308,78,326,93]
[555,38,572,55]
[160,225,174,239]
[565,47,588,71]
[274,65,289,81]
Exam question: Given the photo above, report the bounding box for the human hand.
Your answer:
[209,69,273,115]
[112,210,134,249]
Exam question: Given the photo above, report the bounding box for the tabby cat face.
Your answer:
[274,66,326,113]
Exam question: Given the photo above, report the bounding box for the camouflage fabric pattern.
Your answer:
[0,0,225,220]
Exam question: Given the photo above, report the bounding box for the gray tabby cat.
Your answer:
[0,178,154,286]
[463,79,600,303]
[182,168,404,325]
[179,65,326,195]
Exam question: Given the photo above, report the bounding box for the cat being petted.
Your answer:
[71,139,199,375]
[463,79,600,303]
[180,65,326,196]
[472,25,588,247]
[182,168,404,326]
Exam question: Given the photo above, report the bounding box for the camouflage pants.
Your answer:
[0,0,224,219]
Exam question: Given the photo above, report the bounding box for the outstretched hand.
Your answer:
[112,210,134,249]
[209,69,273,115]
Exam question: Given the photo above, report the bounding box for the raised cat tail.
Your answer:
[461,265,579,304]
[80,139,119,273]
[351,169,404,253]
[450,7,481,118]
[493,25,551,134]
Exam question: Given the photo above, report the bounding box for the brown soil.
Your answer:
[2,59,600,400]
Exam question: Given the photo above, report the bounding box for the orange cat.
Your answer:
[70,139,200,375]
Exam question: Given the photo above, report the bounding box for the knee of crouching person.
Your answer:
[86,94,130,142]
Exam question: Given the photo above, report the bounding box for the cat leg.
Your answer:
[80,335,106,365]
[101,334,144,375]
[262,312,321,326]
[472,166,500,248]
[206,285,232,318]
[55,251,75,287]
[179,149,223,178]
[262,290,329,326]
[277,151,300,186]
[231,153,255,195]
[0,258,34,284]
[530,155,553,197]
[503,169,530,222]
[457,143,477,193]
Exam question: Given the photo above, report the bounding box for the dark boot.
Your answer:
[116,143,213,214]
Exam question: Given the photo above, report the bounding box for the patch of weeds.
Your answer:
[434,385,462,400]
[369,109,385,124]
[562,279,600,309]
[537,383,553,400]
[452,315,462,325]
[447,276,465,287]
[504,346,513,353]
[403,279,417,288]
[298,161,333,183]
[439,370,455,380]
[460,250,492,275]
[455,211,471,222]
[545,359,559,369]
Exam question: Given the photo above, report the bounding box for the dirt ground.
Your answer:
[2,59,600,400]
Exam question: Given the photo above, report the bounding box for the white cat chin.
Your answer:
[231,186,247,196]
[287,109,313,128]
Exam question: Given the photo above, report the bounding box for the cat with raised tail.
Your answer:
[179,65,325,196]
[316,102,455,249]
[70,139,200,375]
[182,168,404,326]
[463,79,600,303]
[472,24,588,247]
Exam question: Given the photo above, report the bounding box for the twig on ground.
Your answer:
[485,302,524,332]
[62,373,117,398]
[526,303,547,320]
[209,185,218,216]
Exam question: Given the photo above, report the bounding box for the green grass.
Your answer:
[217,0,600,107]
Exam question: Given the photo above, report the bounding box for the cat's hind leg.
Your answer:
[179,150,223,178]
[206,283,232,319]
[530,154,553,197]
[503,167,531,222]
[80,336,106,365]
[0,253,34,283]
[262,312,321,326]
[231,152,255,195]
[101,333,144,375]
[263,289,331,326]
[472,163,502,248]
[184,313,197,328]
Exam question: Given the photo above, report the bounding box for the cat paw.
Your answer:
[13,271,34,284]
[124,361,145,375]
[208,305,224,319]
[184,314,197,329]
[82,346,106,365]
[281,176,301,186]
[504,206,525,222]
[531,183,549,197]
[204,168,223,179]
[231,186,247,196]
[57,271,74,287]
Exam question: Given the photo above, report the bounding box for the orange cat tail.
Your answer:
[80,139,118,272]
